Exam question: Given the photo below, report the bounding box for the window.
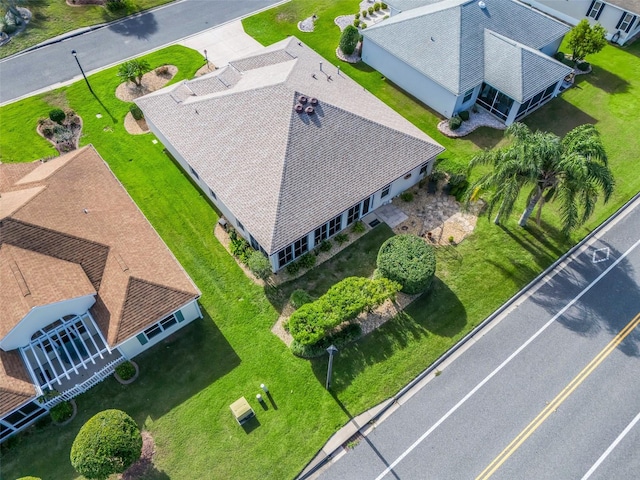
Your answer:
[209,188,217,199]
[617,12,636,32]
[314,224,328,245]
[145,324,162,340]
[476,83,514,121]
[587,0,604,19]
[346,204,361,226]
[236,220,244,231]
[381,184,391,198]
[160,316,177,330]
[462,88,474,104]
[189,166,200,180]
[293,236,308,257]
[328,215,343,237]
[362,197,371,215]
[138,313,180,344]
[277,245,293,268]
[420,163,429,175]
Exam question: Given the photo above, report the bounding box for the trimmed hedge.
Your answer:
[459,110,470,121]
[377,235,436,294]
[247,250,271,279]
[290,323,362,358]
[449,115,462,130]
[129,104,144,121]
[286,277,401,346]
[70,409,142,480]
[339,25,360,55]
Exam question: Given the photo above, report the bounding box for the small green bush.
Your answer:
[106,0,126,12]
[400,191,414,202]
[352,220,366,233]
[129,104,144,121]
[286,261,300,275]
[447,172,469,201]
[339,25,360,55]
[290,289,314,309]
[290,323,362,358]
[368,6,374,14]
[335,233,349,244]
[319,240,333,252]
[374,2,381,11]
[355,12,360,19]
[230,238,250,258]
[381,2,388,8]
[115,361,136,381]
[247,251,272,279]
[577,61,590,71]
[49,108,66,124]
[554,51,565,61]
[361,23,367,29]
[353,19,360,27]
[71,410,142,480]
[362,10,368,17]
[50,401,73,423]
[377,235,436,294]
[298,252,317,269]
[459,110,470,121]
[449,115,462,131]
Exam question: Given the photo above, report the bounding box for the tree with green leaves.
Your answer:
[567,19,607,62]
[467,123,614,234]
[339,25,360,55]
[117,59,151,87]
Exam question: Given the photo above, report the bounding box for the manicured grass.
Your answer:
[2,14,640,480]
[0,0,175,59]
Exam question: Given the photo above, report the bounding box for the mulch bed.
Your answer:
[121,431,155,480]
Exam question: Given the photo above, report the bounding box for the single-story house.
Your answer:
[361,0,574,125]
[136,37,444,272]
[0,146,201,441]
[520,0,640,45]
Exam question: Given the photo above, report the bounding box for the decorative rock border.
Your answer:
[36,115,84,153]
[298,15,317,32]
[52,399,77,426]
[114,360,139,385]
[336,45,361,63]
[437,109,506,138]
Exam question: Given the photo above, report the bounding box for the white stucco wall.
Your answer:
[362,39,459,118]
[116,300,201,359]
[0,295,96,350]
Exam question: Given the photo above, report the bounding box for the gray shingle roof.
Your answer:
[483,30,572,102]
[136,38,443,255]
[363,0,570,95]
[607,0,640,14]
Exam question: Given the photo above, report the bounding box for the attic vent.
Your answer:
[478,1,486,8]
[305,106,315,115]
[310,98,319,105]
[294,103,304,113]
[298,95,308,104]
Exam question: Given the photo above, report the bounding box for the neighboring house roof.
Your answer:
[0,146,200,349]
[607,0,640,14]
[363,0,570,97]
[386,0,444,10]
[137,37,444,255]
[0,350,35,416]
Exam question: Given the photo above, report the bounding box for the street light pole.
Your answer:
[204,49,210,70]
[326,344,338,390]
[71,50,94,95]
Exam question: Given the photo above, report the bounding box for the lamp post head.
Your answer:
[71,50,77,57]
[327,344,338,355]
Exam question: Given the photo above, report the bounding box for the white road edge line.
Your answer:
[374,237,640,480]
[581,409,640,480]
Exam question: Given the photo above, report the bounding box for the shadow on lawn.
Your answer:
[529,239,640,357]
[574,65,630,95]
[524,97,598,138]
[498,222,569,270]
[310,278,466,393]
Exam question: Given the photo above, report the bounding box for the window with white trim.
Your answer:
[314,224,328,245]
[293,236,308,257]
[346,204,361,226]
[277,245,293,268]
[381,184,391,198]
[420,162,429,175]
[587,0,604,19]
[137,312,182,344]
[328,214,342,237]
[462,88,474,104]
[618,12,636,32]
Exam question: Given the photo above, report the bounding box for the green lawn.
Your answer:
[0,0,175,59]
[1,8,640,479]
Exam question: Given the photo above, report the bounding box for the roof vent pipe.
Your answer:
[294,104,304,113]
[478,1,486,8]
[310,98,318,105]
[305,106,315,115]
[320,61,323,71]
[298,95,308,104]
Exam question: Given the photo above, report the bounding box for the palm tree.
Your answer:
[117,59,151,87]
[467,123,614,234]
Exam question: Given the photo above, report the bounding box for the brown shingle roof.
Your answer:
[0,146,200,348]
[0,350,36,416]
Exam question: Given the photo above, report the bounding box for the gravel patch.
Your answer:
[298,15,317,32]
[336,44,361,64]
[437,108,506,137]
[335,14,355,31]
[124,112,149,135]
[115,65,177,102]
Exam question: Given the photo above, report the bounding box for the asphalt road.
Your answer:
[319,197,640,480]
[0,0,278,104]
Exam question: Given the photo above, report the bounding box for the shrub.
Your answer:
[2,24,17,35]
[352,220,366,233]
[106,0,126,11]
[449,236,455,243]
[247,251,271,279]
[459,110,470,121]
[115,361,136,381]
[400,191,414,202]
[361,23,367,29]
[129,104,144,121]
[368,6,374,14]
[554,51,565,61]
[353,19,360,27]
[335,232,349,244]
[449,115,462,131]
[319,240,333,252]
[290,323,362,358]
[290,289,314,309]
[374,2,381,11]
[381,2,388,8]
[41,124,55,137]
[49,108,66,124]
[377,235,436,294]
[50,401,73,423]
[355,12,360,19]
[577,61,590,71]
[230,238,250,258]
[287,277,400,346]
[362,10,368,17]
[155,65,169,75]
[285,261,300,275]
[298,252,317,269]
[71,410,142,480]
[339,25,360,55]
[447,172,469,201]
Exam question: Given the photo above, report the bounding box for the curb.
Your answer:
[297,191,640,480]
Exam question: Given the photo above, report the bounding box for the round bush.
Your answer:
[355,12,360,19]
[115,361,136,381]
[70,409,142,480]
[290,289,314,309]
[49,108,66,124]
[459,110,470,121]
[362,10,368,17]
[377,235,436,294]
[449,115,462,131]
[381,2,388,8]
[247,250,271,279]
[374,3,381,11]
[339,25,360,55]
[554,51,565,61]
[129,104,144,121]
[577,61,590,71]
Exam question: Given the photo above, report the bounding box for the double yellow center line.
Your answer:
[476,312,640,480]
